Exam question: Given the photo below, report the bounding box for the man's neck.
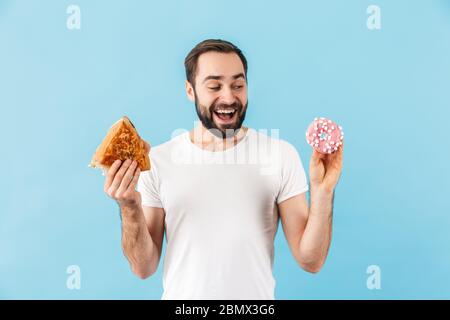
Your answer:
[189,124,248,152]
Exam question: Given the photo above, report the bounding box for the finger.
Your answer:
[321,150,338,169]
[311,149,325,164]
[335,141,344,163]
[337,140,344,152]
[104,160,122,191]
[326,144,344,174]
[336,144,344,167]
[326,141,344,162]
[117,160,138,194]
[108,159,132,195]
[128,167,141,191]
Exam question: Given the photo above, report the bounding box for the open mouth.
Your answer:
[213,108,237,124]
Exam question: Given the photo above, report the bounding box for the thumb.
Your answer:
[311,149,325,165]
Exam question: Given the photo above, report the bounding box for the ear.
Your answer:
[185,80,195,102]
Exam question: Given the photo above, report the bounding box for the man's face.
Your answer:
[187,51,248,139]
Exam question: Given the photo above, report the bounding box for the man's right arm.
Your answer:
[120,204,165,279]
[103,150,165,279]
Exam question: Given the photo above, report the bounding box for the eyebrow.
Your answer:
[202,73,246,83]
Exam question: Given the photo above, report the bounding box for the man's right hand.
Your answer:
[103,141,151,209]
[104,158,142,210]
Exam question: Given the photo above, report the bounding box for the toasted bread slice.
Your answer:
[89,116,150,171]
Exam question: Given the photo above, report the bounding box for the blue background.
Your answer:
[1,0,449,299]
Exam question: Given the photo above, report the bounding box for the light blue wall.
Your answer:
[1,0,449,299]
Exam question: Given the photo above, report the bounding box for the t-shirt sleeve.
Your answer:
[276,140,309,204]
[137,165,164,208]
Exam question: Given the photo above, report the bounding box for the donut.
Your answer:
[305,117,344,154]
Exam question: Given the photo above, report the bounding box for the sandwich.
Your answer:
[89,116,150,172]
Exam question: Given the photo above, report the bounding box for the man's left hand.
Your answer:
[309,142,344,193]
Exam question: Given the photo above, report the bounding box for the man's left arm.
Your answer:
[278,143,343,273]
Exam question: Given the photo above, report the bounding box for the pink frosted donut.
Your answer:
[305,117,344,154]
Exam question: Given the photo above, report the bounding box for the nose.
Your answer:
[219,87,236,105]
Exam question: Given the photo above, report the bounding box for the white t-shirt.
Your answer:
[137,128,309,300]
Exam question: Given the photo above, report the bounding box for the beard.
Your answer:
[194,90,248,139]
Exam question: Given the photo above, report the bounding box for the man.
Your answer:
[103,39,343,299]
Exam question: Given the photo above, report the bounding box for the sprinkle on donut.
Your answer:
[305,117,344,154]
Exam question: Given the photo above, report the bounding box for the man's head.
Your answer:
[184,39,248,139]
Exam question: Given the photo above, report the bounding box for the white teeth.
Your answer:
[216,109,235,114]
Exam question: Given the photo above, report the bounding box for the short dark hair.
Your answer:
[184,39,248,86]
